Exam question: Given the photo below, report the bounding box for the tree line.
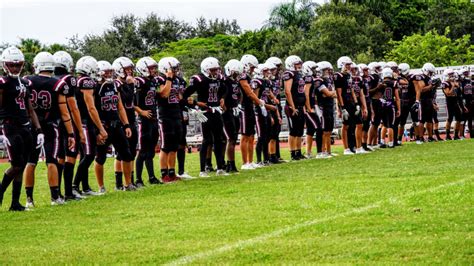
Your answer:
[2,0,473,77]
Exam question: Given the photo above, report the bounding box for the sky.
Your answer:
[0,0,326,45]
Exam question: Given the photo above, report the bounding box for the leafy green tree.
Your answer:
[266,0,316,31]
[193,17,241,38]
[385,30,473,68]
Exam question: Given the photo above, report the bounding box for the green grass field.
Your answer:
[0,141,473,264]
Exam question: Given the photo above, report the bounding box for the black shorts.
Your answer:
[382,105,396,128]
[321,105,334,132]
[2,123,33,168]
[285,105,305,137]
[223,110,240,142]
[240,106,256,136]
[446,99,463,122]
[180,121,188,146]
[255,111,271,139]
[371,99,382,127]
[138,118,159,159]
[117,122,138,160]
[28,123,62,165]
[420,99,434,124]
[57,123,80,159]
[159,116,183,152]
[96,122,132,164]
[269,111,281,140]
[305,112,321,136]
[80,121,97,157]
[399,102,413,126]
[343,103,362,126]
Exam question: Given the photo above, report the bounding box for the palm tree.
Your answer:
[265,0,317,30]
[18,38,43,54]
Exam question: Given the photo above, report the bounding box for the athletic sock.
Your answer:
[56,163,64,193]
[63,162,74,196]
[290,150,295,160]
[11,180,22,205]
[1,173,14,193]
[131,171,135,184]
[169,168,176,177]
[454,129,459,139]
[25,187,34,201]
[115,172,123,187]
[160,169,168,178]
[50,186,59,200]
[177,149,185,175]
[145,159,155,179]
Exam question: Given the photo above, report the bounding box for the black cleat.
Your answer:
[428,137,437,142]
[149,177,163,185]
[65,194,83,201]
[379,144,387,148]
[9,202,28,211]
[205,165,215,172]
[135,179,145,188]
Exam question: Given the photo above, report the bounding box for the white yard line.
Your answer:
[165,178,470,265]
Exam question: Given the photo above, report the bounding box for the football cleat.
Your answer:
[72,188,86,199]
[199,171,210,178]
[216,169,229,176]
[65,194,83,201]
[416,140,423,145]
[135,179,145,188]
[114,185,124,191]
[51,197,66,206]
[343,149,355,155]
[356,148,369,154]
[251,162,263,168]
[98,187,106,194]
[177,172,195,180]
[149,177,163,185]
[240,163,255,170]
[25,197,35,209]
[9,202,29,211]
[123,184,137,191]
[82,189,102,196]
[162,175,177,184]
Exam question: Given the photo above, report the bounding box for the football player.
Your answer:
[183,57,227,177]
[135,57,162,186]
[23,52,76,207]
[53,51,85,201]
[283,55,306,160]
[442,69,463,140]
[302,61,322,158]
[349,63,369,153]
[459,67,473,138]
[112,57,138,190]
[377,68,401,147]
[93,61,135,191]
[73,56,108,196]
[222,59,243,172]
[316,61,337,157]
[0,47,42,211]
[395,63,418,144]
[367,62,382,149]
[266,57,285,162]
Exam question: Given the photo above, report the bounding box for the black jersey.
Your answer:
[177,76,188,110]
[304,75,317,107]
[313,77,328,106]
[185,73,224,109]
[368,73,381,98]
[282,70,306,107]
[270,75,282,102]
[25,75,68,123]
[238,72,255,109]
[76,75,97,123]
[135,76,158,119]
[460,77,473,104]
[156,74,181,118]
[398,74,414,104]
[411,74,432,100]
[380,80,399,103]
[0,76,32,125]
[95,81,120,122]
[351,75,364,100]
[223,76,241,109]
[115,79,135,124]
[53,74,76,98]
[334,72,353,104]
[252,78,272,105]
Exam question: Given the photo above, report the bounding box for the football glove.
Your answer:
[341,108,349,121]
[411,101,420,113]
[36,133,45,149]
[0,135,11,147]
[355,104,361,115]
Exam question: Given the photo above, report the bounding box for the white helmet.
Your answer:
[368,62,382,74]
[1,46,25,78]
[302,61,317,76]
[53,51,74,73]
[76,56,99,78]
[386,61,398,70]
[398,63,410,76]
[358,63,369,73]
[317,61,332,71]
[422,63,436,76]
[381,68,393,79]
[112,56,134,79]
[266,57,282,67]
[337,56,352,70]
[200,57,220,79]
[241,54,259,73]
[443,68,455,81]
[224,59,244,77]
[136,57,158,77]
[285,55,303,71]
[378,61,387,69]
[254,64,269,79]
[158,56,180,75]
[33,52,55,74]
[97,60,113,82]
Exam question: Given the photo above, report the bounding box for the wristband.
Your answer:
[123,124,130,129]
[36,128,43,134]
[166,77,173,81]
[68,133,74,138]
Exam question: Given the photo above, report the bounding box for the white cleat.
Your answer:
[416,140,423,145]
[241,163,255,170]
[216,169,229,176]
[343,149,355,155]
[177,172,195,180]
[51,197,66,206]
[356,148,369,154]
[82,189,102,196]
[199,171,210,178]
[98,187,106,194]
[251,162,263,168]
[25,200,35,209]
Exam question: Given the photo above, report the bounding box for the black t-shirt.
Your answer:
[135,76,158,119]
[282,70,306,107]
[76,75,97,123]
[0,76,32,125]
[334,72,353,104]
[25,75,69,123]
[115,79,135,124]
